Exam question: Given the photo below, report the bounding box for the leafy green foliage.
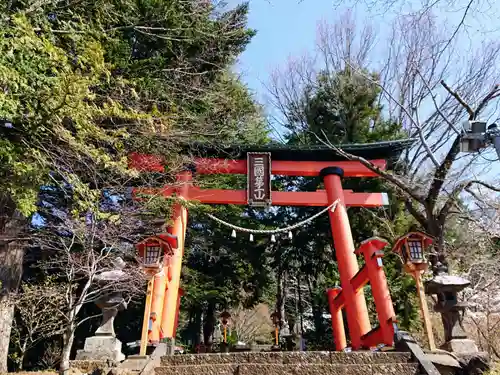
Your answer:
[2,0,423,363]
[1,0,264,217]
[2,0,270,368]
[0,14,128,215]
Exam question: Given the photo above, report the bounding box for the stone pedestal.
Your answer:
[441,339,479,354]
[76,257,128,362]
[76,336,126,362]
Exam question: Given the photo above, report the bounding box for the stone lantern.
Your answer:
[425,275,478,353]
[280,320,296,351]
[76,257,128,361]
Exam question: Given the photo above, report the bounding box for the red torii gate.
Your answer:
[130,141,409,350]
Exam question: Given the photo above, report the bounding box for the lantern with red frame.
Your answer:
[391,231,437,351]
[270,311,282,347]
[220,311,231,344]
[220,311,231,326]
[392,231,433,272]
[136,233,178,275]
[270,311,282,326]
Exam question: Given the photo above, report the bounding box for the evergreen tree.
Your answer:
[1,0,267,369]
[285,70,404,145]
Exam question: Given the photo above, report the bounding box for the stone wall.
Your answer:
[160,351,413,366]
[155,351,420,375]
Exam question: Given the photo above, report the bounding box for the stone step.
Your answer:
[155,363,420,375]
[160,351,413,366]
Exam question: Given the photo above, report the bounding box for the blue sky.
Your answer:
[229,0,500,178]
[232,0,499,104]
[230,0,376,137]
[233,0,337,101]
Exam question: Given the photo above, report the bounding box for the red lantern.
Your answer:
[270,311,282,347]
[220,311,231,326]
[391,231,437,351]
[220,311,231,344]
[270,311,282,327]
[136,233,178,274]
[391,232,433,272]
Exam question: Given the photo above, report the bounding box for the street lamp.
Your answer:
[460,120,500,159]
[136,233,178,356]
[392,231,436,351]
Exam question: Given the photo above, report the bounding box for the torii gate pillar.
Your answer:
[160,171,191,340]
[320,167,371,349]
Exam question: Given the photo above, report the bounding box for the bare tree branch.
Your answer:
[441,80,474,118]
[314,130,426,203]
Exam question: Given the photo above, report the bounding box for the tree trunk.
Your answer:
[0,209,25,373]
[18,341,27,371]
[425,221,449,274]
[297,273,304,348]
[0,301,15,373]
[306,276,323,341]
[202,303,216,352]
[278,272,287,325]
[187,306,202,347]
[60,327,75,375]
[194,307,202,347]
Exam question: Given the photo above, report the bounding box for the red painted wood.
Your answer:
[129,153,387,177]
[354,237,388,255]
[323,173,371,349]
[360,326,385,348]
[160,172,190,340]
[331,290,346,310]
[129,152,165,172]
[326,288,347,351]
[350,267,369,292]
[361,318,395,347]
[130,152,396,351]
[358,238,396,346]
[132,186,388,207]
[196,158,387,177]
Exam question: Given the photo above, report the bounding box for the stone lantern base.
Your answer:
[75,335,126,362]
[441,338,478,354]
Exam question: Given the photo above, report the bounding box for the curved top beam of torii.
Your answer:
[129,139,414,176]
[178,139,415,163]
[130,153,387,177]
[129,140,415,208]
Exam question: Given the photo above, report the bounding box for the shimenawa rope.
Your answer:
[206,199,339,237]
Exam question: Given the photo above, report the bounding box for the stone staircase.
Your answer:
[155,351,422,375]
